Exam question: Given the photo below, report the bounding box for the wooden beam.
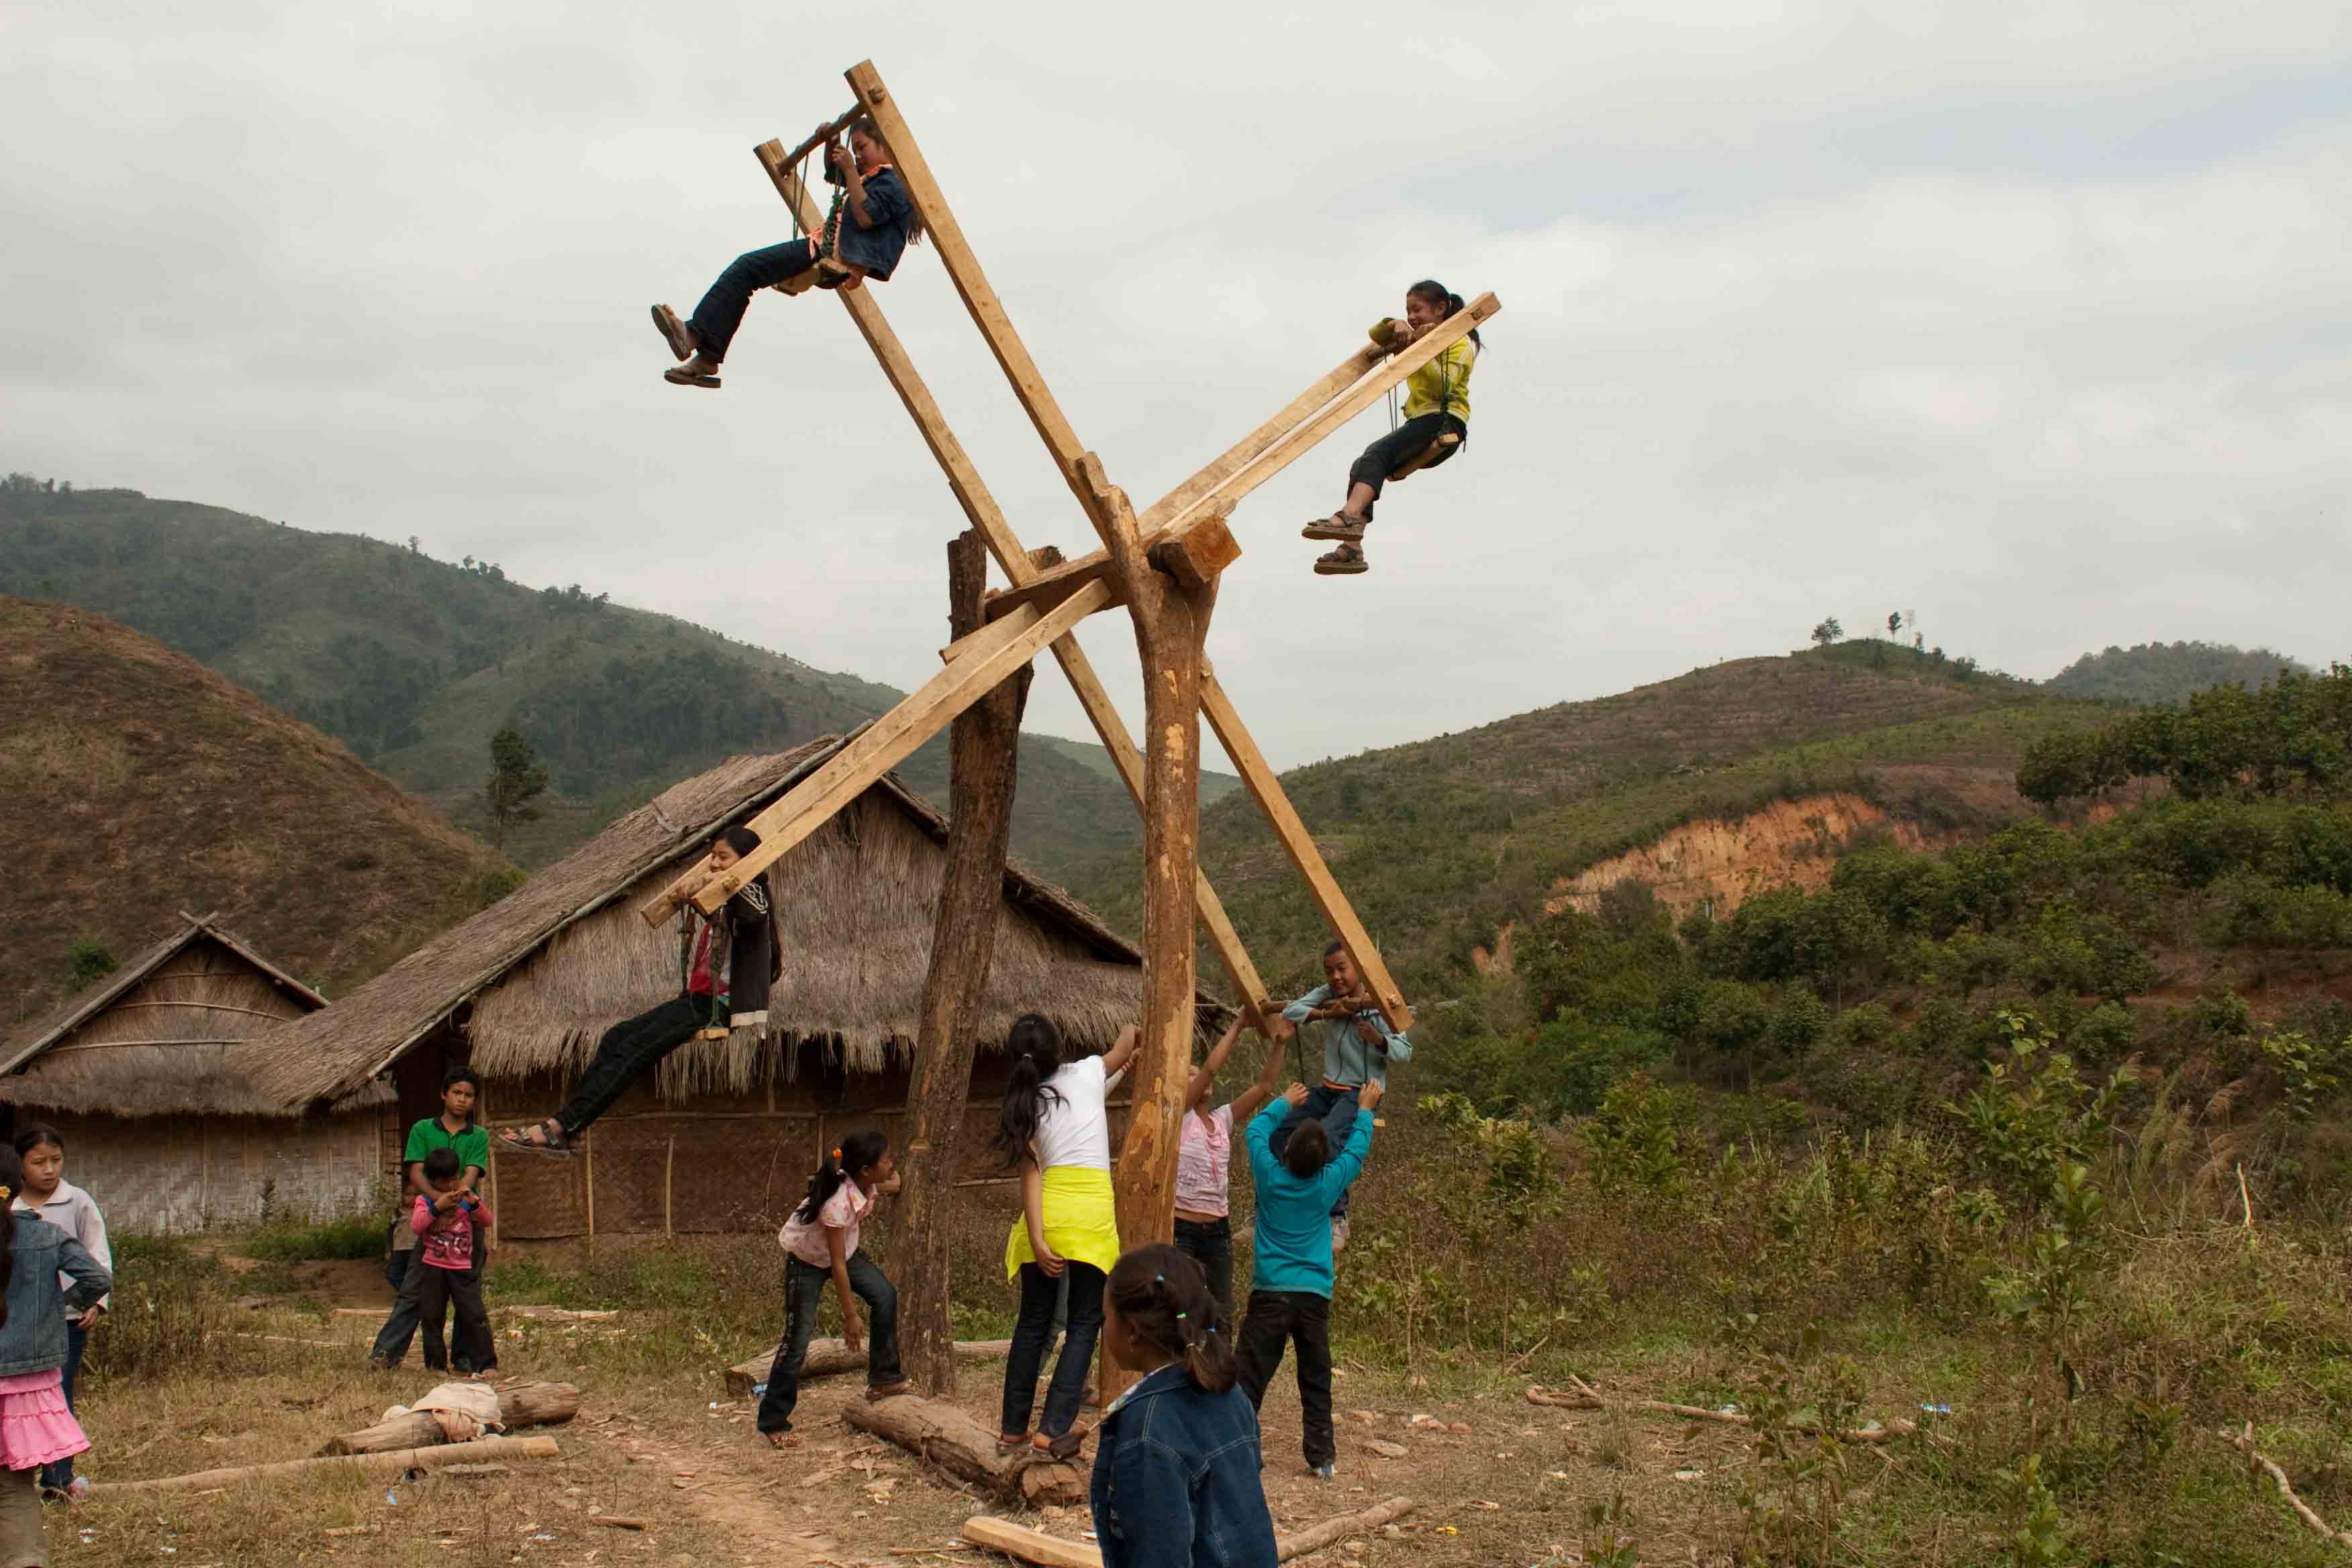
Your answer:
[1134,343,1382,534]
[681,583,1112,915]
[723,1338,1011,1398]
[842,1393,1083,1508]
[970,508,1235,630]
[773,105,873,179]
[91,1436,563,1496]
[845,61,1117,540]
[751,128,1275,1026]
[1200,666,1412,1033]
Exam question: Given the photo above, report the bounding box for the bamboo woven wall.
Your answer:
[40,1107,385,1234]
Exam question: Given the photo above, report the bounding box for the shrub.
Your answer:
[66,937,117,991]
[242,1212,389,1262]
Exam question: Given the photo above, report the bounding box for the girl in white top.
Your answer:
[11,1125,109,1500]
[1173,1016,1285,1319]
[996,1016,1137,1459]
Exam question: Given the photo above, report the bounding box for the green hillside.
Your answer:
[0,479,1187,883]
[2045,639,2310,705]
[1070,644,2108,1001]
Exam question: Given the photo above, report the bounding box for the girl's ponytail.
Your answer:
[993,1014,1066,1167]
[795,1128,889,1224]
[1107,1244,1237,1395]
[1407,279,1482,352]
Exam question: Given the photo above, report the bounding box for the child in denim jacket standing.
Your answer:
[0,1144,111,1564]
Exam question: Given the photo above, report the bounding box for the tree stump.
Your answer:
[842,1393,1083,1508]
[320,1381,579,1455]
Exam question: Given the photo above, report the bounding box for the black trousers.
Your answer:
[1269,1084,1363,1220]
[413,1265,491,1373]
[687,239,816,364]
[757,1253,902,1432]
[1346,412,1465,520]
[555,993,707,1138]
[371,1230,494,1371]
[1001,1262,1104,1440]
[1236,1289,1335,1468]
[1174,1216,1234,1322]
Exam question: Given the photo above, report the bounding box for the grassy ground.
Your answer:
[57,1102,2352,1568]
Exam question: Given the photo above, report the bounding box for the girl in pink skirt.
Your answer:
[0,1144,109,1564]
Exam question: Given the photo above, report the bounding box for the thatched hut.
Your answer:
[245,738,1201,1241]
[0,914,389,1232]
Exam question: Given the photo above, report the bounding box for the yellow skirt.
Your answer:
[1004,1167,1121,1280]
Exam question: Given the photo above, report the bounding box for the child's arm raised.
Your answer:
[1101,1023,1140,1079]
[1228,1024,1290,1127]
[1184,1018,1244,1115]
[826,1224,865,1353]
[1021,1157,1064,1278]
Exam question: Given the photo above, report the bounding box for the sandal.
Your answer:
[1034,1426,1089,1461]
[1313,544,1369,576]
[764,1430,801,1450]
[497,1118,575,1159]
[1300,512,1367,542]
[649,303,694,361]
[996,1432,1030,1453]
[865,1380,914,1402]
[664,360,721,389]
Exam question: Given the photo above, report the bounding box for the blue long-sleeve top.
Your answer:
[1245,1099,1373,1298]
[1282,984,1410,1087]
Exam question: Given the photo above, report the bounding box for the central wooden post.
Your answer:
[897,530,1039,1393]
[1083,456,1218,1402]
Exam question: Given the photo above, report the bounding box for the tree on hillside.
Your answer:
[484,728,550,852]
[1811,617,1844,647]
[1887,611,1903,640]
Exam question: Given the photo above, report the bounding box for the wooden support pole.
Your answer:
[724,1338,1012,1398]
[971,509,1236,630]
[750,132,1274,1028]
[91,1435,563,1496]
[320,1382,579,1456]
[899,529,1037,1394]
[652,583,1110,919]
[1080,452,1220,1405]
[1200,667,1412,1033]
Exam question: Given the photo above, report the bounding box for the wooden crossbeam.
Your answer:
[663,585,1114,918]
[775,103,873,176]
[847,62,1118,542]
[1134,344,1382,535]
[981,294,1502,623]
[753,133,1276,1023]
[1200,667,1411,1033]
[953,508,1234,644]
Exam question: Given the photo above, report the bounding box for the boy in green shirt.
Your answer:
[370,1069,496,1372]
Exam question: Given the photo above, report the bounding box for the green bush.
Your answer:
[241,1212,389,1262]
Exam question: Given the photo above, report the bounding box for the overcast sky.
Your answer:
[7,2,2348,769]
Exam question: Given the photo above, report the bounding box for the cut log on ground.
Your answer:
[842,1392,1082,1508]
[321,1380,579,1455]
[2222,1421,2352,1547]
[1527,1379,1918,1443]
[724,1338,1011,1398]
[957,1495,1417,1567]
[92,1434,562,1496]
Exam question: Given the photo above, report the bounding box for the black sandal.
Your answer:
[497,1118,575,1159]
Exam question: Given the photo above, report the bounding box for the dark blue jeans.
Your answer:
[1174,1216,1234,1323]
[371,1236,493,1373]
[687,240,817,364]
[1001,1262,1104,1440]
[756,1253,901,1433]
[38,1319,85,1492]
[1270,1085,1363,1219]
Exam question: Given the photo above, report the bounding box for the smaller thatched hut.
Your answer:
[0,914,388,1233]
[244,738,1210,1242]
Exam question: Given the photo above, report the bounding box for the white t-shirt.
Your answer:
[1032,1056,1113,1173]
[1173,1104,1234,1217]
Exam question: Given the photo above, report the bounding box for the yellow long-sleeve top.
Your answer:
[1371,319,1477,424]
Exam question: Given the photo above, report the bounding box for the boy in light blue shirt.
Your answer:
[1268,940,1410,1246]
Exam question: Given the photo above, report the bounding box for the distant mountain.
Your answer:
[1067,644,2101,1001]
[0,480,1230,881]
[2044,640,2312,707]
[0,598,512,1024]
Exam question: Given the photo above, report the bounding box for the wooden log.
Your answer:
[1200,668,1412,1034]
[320,1380,579,1455]
[2223,1420,2352,1548]
[672,583,1112,916]
[1085,451,1218,1404]
[750,123,1275,1032]
[974,509,1236,629]
[724,1338,1012,1399]
[957,1496,1418,1568]
[841,1393,1083,1508]
[900,529,1036,1394]
[1526,1380,1918,1443]
[92,1434,562,1496]
[775,104,874,177]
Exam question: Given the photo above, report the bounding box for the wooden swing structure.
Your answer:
[638,60,1499,1399]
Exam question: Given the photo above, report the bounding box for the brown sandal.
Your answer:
[650,303,694,361]
[665,360,721,389]
[1313,543,1369,576]
[865,1380,914,1402]
[1301,512,1367,542]
[497,1118,574,1159]
[764,1430,801,1450]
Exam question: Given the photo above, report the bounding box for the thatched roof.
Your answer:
[246,737,1206,1110]
[0,913,371,1118]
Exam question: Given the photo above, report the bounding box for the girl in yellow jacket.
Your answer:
[1304,279,1482,576]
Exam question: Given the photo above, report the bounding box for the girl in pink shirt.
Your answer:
[758,1131,908,1445]
[1174,1017,1285,1318]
